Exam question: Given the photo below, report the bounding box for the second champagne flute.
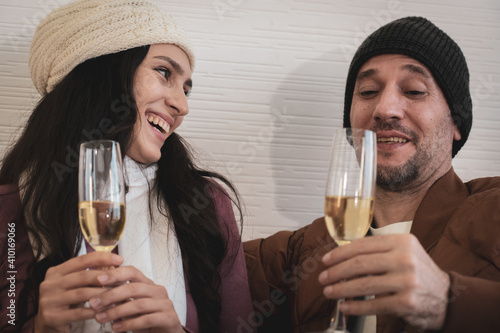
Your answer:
[323,128,376,332]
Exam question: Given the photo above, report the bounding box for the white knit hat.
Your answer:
[29,0,195,96]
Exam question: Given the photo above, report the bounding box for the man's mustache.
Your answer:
[370,121,419,144]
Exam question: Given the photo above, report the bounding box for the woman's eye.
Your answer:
[184,89,191,98]
[155,68,171,80]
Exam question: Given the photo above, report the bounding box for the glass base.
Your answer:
[98,321,115,333]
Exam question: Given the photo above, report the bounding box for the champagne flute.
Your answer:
[324,128,376,332]
[78,140,126,333]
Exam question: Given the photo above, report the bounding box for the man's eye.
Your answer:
[360,90,377,97]
[155,68,171,80]
[406,90,424,96]
[184,90,191,98]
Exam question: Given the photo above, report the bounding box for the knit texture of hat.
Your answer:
[343,16,472,157]
[29,0,195,96]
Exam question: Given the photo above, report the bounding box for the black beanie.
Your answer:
[343,16,472,157]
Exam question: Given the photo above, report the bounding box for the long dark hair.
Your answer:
[0,46,242,331]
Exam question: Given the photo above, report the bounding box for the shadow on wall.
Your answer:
[268,51,347,227]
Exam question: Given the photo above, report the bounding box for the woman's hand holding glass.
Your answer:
[34,253,186,333]
[34,252,124,332]
[89,265,185,333]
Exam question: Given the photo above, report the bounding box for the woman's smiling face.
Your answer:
[127,44,192,164]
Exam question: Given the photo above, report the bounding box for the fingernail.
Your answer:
[98,274,109,283]
[324,286,333,297]
[113,322,122,330]
[96,312,107,321]
[89,297,101,309]
[318,271,327,283]
[112,254,123,265]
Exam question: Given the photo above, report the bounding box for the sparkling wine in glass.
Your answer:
[323,128,376,332]
[78,140,126,332]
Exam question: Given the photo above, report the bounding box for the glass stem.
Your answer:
[98,265,114,333]
[332,298,347,331]
[330,278,348,332]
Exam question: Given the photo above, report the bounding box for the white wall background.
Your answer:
[1,0,499,241]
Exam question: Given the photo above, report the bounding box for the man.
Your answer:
[244,17,500,333]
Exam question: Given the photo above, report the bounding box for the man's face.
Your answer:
[350,54,461,192]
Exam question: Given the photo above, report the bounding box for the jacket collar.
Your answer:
[410,167,469,251]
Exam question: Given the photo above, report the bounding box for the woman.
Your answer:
[0,0,253,332]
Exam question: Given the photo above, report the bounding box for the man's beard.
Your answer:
[376,151,428,192]
[371,110,455,193]
[372,121,430,193]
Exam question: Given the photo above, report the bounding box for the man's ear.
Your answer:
[453,123,462,141]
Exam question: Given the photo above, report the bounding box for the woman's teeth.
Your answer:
[146,114,170,134]
[377,137,408,143]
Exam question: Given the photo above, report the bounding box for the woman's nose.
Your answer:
[166,86,189,116]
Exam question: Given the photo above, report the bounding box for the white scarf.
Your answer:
[74,156,186,332]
